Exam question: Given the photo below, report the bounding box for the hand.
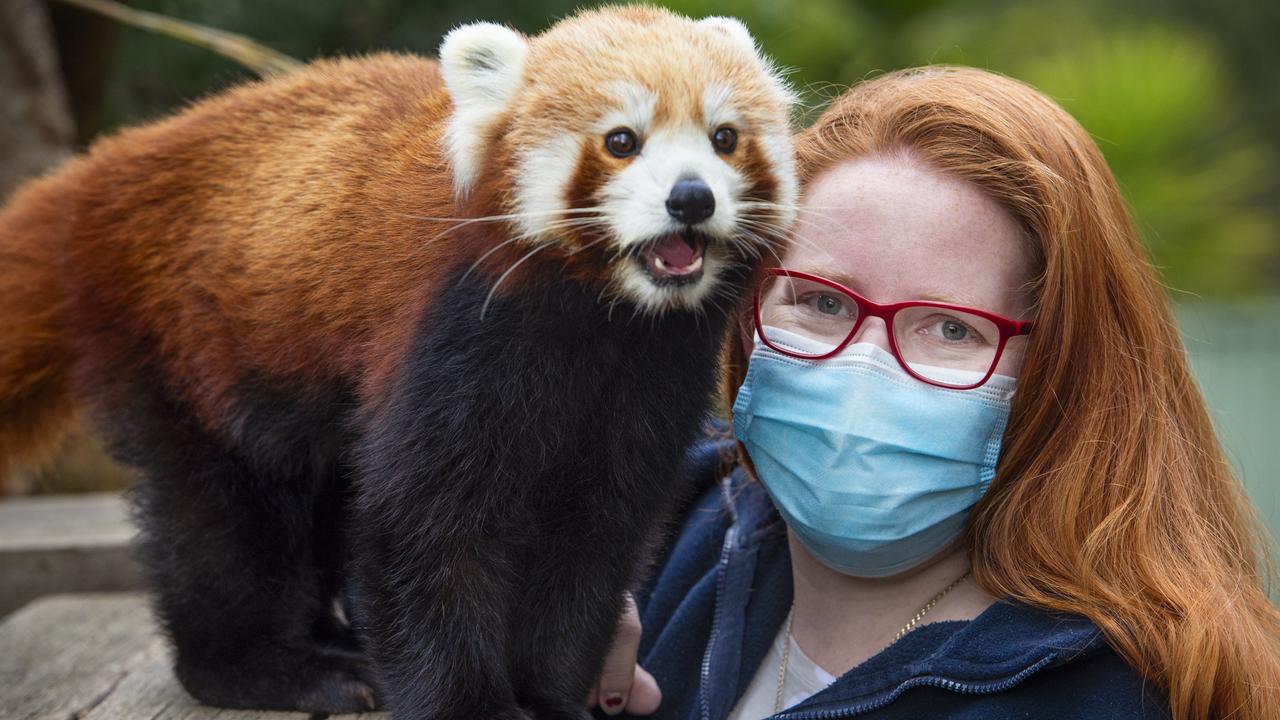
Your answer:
[585,592,662,716]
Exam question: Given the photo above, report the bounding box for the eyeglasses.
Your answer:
[753,268,1034,390]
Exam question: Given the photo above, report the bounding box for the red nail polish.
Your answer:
[604,694,623,708]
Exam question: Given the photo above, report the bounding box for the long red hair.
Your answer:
[721,66,1280,719]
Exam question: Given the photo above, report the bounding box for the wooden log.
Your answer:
[0,594,158,719]
[0,0,74,203]
[0,492,144,617]
[80,643,314,719]
[0,593,392,719]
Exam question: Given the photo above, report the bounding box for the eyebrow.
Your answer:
[791,267,861,293]
[915,290,987,309]
[788,266,986,308]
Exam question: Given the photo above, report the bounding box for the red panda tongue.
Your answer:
[653,233,699,269]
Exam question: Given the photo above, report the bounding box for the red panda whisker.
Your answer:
[741,200,847,230]
[735,227,788,270]
[727,235,763,263]
[479,242,559,321]
[737,199,799,211]
[458,218,612,284]
[729,223,781,256]
[565,235,611,257]
[733,211,793,233]
[402,207,605,223]
[765,211,838,238]
[460,236,531,284]
[403,209,608,245]
[743,223,824,258]
[735,216,821,254]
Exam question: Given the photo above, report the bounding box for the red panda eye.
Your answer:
[605,129,639,158]
[712,126,738,154]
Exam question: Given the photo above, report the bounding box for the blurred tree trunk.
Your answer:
[0,0,73,495]
[1,0,133,496]
[47,0,124,146]
[0,0,75,202]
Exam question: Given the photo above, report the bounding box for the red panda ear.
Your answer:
[698,16,798,110]
[697,16,759,55]
[440,22,529,196]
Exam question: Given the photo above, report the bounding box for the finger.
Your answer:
[584,679,598,709]
[597,594,644,715]
[625,664,662,715]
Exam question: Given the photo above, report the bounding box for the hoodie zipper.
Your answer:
[770,654,1058,720]
[699,525,739,720]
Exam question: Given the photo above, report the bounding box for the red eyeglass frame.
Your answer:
[752,268,1035,390]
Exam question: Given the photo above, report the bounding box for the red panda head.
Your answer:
[439,5,796,314]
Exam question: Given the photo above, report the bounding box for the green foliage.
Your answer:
[901,2,1278,296]
[87,0,1280,297]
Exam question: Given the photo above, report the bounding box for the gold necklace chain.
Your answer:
[772,571,970,714]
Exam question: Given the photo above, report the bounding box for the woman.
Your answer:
[586,66,1280,719]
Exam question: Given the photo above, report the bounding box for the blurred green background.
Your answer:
[29,0,1280,542]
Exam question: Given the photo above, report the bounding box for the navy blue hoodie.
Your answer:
[605,423,1171,720]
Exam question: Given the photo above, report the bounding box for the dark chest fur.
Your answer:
[345,257,749,716]
[356,259,741,558]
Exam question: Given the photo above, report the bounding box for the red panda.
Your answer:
[0,6,796,718]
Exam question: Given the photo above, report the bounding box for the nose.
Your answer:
[666,177,715,225]
[847,316,894,354]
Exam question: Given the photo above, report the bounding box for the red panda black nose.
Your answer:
[666,177,715,225]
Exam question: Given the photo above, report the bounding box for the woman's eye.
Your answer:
[815,294,843,315]
[605,128,639,157]
[924,316,984,343]
[940,320,968,340]
[800,292,847,317]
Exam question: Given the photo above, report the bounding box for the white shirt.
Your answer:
[726,619,838,720]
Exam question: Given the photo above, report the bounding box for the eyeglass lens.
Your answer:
[757,274,1006,386]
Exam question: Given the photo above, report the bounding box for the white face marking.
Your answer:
[614,249,728,315]
[439,22,529,196]
[598,126,743,250]
[514,134,582,244]
[509,111,793,312]
[503,69,793,313]
[597,83,658,136]
[702,84,740,130]
[755,122,798,229]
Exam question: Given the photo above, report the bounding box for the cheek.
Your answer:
[565,141,611,211]
[736,132,797,225]
[993,336,1029,378]
[513,134,590,239]
[735,136,778,203]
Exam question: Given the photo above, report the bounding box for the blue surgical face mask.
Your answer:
[731,327,1017,578]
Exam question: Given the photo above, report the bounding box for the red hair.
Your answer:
[721,66,1280,719]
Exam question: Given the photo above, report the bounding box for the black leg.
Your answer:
[117,382,378,713]
[349,471,534,720]
[505,495,648,720]
[508,554,625,719]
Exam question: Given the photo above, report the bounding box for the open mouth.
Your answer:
[636,230,707,287]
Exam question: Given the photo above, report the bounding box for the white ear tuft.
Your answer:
[699,15,798,109]
[439,22,529,194]
[698,16,758,54]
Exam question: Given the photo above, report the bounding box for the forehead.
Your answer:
[516,12,781,131]
[788,154,1033,314]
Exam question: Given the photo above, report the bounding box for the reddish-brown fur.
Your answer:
[0,9,790,479]
[0,55,463,471]
[0,8,796,714]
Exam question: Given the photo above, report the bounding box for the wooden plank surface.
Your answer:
[0,593,390,720]
[0,493,144,617]
[0,492,135,552]
[1,594,158,720]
